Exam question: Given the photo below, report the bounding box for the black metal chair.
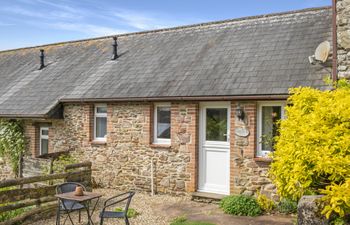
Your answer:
[99,191,135,225]
[56,182,86,225]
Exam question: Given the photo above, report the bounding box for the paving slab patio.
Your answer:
[31,188,295,225]
[158,197,294,225]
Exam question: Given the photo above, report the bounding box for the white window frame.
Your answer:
[153,103,171,145]
[39,127,49,155]
[94,104,107,142]
[256,101,286,157]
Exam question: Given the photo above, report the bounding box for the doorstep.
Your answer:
[191,191,227,203]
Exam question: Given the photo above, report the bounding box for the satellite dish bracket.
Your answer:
[309,41,330,65]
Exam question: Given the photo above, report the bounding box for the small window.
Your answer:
[154,103,171,144]
[94,104,107,141]
[257,102,285,157]
[40,127,49,155]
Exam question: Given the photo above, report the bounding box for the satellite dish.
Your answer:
[314,41,330,63]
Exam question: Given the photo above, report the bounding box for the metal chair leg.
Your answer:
[56,208,60,225]
[125,217,130,225]
[64,211,75,225]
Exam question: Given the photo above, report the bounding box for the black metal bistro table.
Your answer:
[55,191,102,225]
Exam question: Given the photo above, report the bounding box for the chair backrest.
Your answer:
[56,182,86,194]
[124,192,135,212]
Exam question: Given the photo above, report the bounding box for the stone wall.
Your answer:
[337,0,350,78]
[46,102,198,195]
[22,101,276,197]
[298,195,329,225]
[231,102,278,200]
[22,156,51,177]
[0,156,15,180]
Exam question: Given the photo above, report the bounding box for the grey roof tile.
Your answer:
[0,7,332,116]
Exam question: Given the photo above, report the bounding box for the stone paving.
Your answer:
[32,188,295,225]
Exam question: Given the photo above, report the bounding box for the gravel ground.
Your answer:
[31,188,294,225]
[32,188,191,225]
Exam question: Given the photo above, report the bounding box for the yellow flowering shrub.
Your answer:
[269,79,350,218]
[321,179,350,218]
[257,191,275,212]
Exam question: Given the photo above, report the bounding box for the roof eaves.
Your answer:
[59,94,289,103]
[0,114,48,119]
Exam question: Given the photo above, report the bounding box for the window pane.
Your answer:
[206,108,227,141]
[96,117,107,138]
[41,139,48,155]
[97,106,107,113]
[157,107,170,139]
[41,129,48,136]
[261,106,281,151]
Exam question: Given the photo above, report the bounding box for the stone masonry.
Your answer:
[230,102,278,201]
[21,101,277,197]
[337,0,350,78]
[31,102,199,195]
[0,156,14,180]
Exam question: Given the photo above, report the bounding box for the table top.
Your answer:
[55,191,102,202]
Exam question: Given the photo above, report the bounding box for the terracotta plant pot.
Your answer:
[74,186,84,196]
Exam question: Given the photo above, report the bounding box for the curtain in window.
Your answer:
[96,117,107,138]
[41,139,48,154]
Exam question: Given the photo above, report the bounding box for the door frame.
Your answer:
[198,102,231,195]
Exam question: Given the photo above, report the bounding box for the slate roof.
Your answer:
[0,7,332,117]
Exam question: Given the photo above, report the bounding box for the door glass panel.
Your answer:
[206,108,228,141]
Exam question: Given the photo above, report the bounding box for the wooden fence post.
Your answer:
[18,153,23,178]
[0,161,92,225]
[48,158,54,185]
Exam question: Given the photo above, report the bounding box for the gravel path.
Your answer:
[31,188,294,225]
[32,188,191,225]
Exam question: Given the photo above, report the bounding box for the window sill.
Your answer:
[254,157,272,163]
[150,144,171,149]
[36,153,49,158]
[91,140,107,145]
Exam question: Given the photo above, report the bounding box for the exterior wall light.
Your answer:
[236,103,245,120]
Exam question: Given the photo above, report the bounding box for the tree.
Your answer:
[269,79,350,218]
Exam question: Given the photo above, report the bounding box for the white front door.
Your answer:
[198,102,230,195]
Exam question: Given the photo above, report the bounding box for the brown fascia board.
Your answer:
[0,114,47,119]
[0,105,63,119]
[59,95,289,103]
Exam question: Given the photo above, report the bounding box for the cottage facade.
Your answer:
[0,5,348,198]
